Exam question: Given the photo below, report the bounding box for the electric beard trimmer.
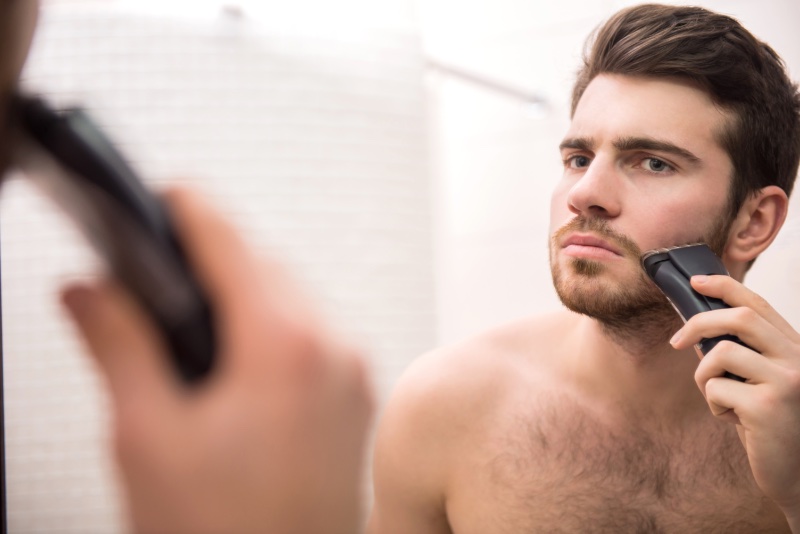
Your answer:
[641,243,746,382]
[10,94,216,383]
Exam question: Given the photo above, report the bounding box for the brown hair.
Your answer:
[572,4,800,220]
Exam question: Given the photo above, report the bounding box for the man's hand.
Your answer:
[670,274,800,527]
[61,188,373,534]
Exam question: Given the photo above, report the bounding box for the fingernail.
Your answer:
[692,275,709,284]
[670,330,682,346]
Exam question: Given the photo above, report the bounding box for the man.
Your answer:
[1,1,373,533]
[370,4,800,533]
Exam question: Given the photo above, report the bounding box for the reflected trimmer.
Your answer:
[641,243,746,382]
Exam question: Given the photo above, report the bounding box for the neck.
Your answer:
[598,308,679,357]
[563,313,710,427]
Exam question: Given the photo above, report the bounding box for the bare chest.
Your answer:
[445,400,788,534]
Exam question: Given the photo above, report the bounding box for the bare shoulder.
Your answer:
[369,311,573,533]
[426,310,569,381]
[389,310,569,427]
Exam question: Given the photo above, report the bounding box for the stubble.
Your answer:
[549,214,731,351]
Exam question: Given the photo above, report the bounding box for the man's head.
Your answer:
[572,3,800,230]
[549,4,800,337]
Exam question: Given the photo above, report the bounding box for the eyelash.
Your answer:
[637,156,676,175]
[562,154,677,175]
[563,154,590,169]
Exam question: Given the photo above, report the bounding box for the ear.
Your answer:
[725,185,788,264]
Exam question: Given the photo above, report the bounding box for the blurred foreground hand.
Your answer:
[61,187,373,534]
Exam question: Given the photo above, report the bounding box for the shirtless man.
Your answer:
[370,4,800,532]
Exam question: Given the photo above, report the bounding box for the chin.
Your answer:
[569,258,606,277]
[550,256,671,325]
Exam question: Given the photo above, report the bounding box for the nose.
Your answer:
[566,157,621,219]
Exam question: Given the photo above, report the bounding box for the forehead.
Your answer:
[566,74,732,159]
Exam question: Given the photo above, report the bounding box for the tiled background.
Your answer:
[2,0,799,532]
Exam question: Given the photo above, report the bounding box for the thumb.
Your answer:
[61,280,180,416]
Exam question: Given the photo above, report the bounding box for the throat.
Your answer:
[564,313,705,424]
[598,308,683,357]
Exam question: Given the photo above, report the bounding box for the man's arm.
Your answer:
[675,274,800,531]
[63,188,373,534]
[368,355,456,534]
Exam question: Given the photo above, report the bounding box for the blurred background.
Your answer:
[2,0,798,531]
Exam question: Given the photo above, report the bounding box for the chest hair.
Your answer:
[479,395,787,533]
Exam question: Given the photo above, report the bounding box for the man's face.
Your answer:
[549,74,735,328]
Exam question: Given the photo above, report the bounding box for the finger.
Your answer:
[691,275,799,342]
[160,187,269,322]
[702,376,747,424]
[164,189,330,381]
[161,187,323,371]
[61,279,179,415]
[694,339,777,385]
[671,305,791,357]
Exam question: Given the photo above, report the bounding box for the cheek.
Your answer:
[629,198,723,251]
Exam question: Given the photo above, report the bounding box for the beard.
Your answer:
[549,214,732,345]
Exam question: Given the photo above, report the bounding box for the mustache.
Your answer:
[552,217,642,259]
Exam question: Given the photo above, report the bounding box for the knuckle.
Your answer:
[693,365,706,388]
[732,306,756,324]
[703,377,723,401]
[695,355,717,384]
[753,389,778,414]
[715,339,738,357]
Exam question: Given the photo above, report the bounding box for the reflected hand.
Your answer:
[671,274,800,524]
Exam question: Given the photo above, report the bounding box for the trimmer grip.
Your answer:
[14,95,216,383]
[642,244,746,382]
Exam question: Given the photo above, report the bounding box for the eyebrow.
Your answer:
[559,137,595,152]
[614,136,701,164]
[559,136,702,165]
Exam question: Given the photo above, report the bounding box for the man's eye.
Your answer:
[568,155,591,169]
[643,157,673,173]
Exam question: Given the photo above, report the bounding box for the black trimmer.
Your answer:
[641,243,746,382]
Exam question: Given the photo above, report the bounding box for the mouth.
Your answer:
[561,233,625,260]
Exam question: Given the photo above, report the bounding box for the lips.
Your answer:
[561,233,624,257]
